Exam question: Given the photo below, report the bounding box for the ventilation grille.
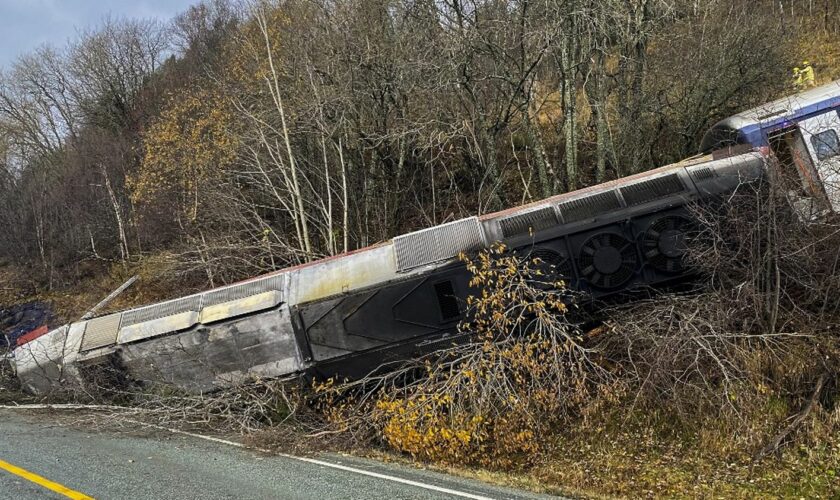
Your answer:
[756,108,786,121]
[688,166,716,183]
[620,174,685,206]
[121,294,203,327]
[498,206,559,238]
[577,233,637,289]
[393,217,484,272]
[526,247,574,288]
[434,281,461,321]
[202,274,285,308]
[558,191,622,223]
[80,313,122,351]
[642,215,696,274]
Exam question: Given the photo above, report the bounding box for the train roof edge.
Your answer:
[700,79,840,153]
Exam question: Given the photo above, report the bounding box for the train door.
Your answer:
[768,125,830,218]
[797,111,840,211]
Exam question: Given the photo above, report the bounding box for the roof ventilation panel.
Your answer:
[393,217,485,272]
[118,295,203,344]
[620,174,686,206]
[558,190,622,224]
[80,313,123,352]
[199,274,286,324]
[498,206,559,239]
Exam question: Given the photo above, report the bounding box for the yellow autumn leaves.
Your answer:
[317,243,603,470]
[129,86,238,222]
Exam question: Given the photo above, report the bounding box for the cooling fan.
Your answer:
[641,215,695,274]
[525,247,573,289]
[577,232,637,289]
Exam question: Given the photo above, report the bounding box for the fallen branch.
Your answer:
[753,373,827,463]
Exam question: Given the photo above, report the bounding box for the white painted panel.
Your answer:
[117,311,200,344]
[292,244,400,305]
[798,111,840,211]
[199,290,283,324]
[11,325,73,393]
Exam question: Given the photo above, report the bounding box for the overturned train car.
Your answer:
[12,80,840,394]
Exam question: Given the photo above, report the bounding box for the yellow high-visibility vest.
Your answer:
[793,69,803,88]
[801,65,816,86]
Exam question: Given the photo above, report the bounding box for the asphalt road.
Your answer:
[0,409,559,500]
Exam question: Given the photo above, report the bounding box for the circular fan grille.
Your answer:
[526,247,573,288]
[641,215,695,274]
[577,233,637,289]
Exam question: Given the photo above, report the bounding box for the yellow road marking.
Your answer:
[0,458,93,499]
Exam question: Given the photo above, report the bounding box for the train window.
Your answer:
[433,280,461,321]
[810,129,840,161]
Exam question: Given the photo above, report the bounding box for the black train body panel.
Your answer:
[294,153,763,380]
[296,265,475,361]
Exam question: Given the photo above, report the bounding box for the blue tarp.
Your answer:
[0,302,53,347]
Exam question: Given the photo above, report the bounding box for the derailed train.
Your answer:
[12,80,840,394]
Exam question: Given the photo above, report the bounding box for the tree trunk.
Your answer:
[591,49,618,182]
[476,116,504,211]
[337,138,349,254]
[525,105,554,198]
[101,165,129,263]
[560,35,578,192]
[628,0,650,173]
[256,7,313,258]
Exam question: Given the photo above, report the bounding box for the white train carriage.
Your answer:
[11,150,765,393]
[13,80,840,395]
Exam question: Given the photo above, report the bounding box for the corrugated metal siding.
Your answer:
[202,274,286,307]
[80,313,122,351]
[498,206,559,238]
[393,217,485,272]
[121,295,203,328]
[558,190,623,223]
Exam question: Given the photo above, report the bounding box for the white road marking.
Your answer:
[123,419,496,500]
[278,455,496,500]
[1,404,496,500]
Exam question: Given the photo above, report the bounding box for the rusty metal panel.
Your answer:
[80,313,122,351]
[393,217,485,272]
